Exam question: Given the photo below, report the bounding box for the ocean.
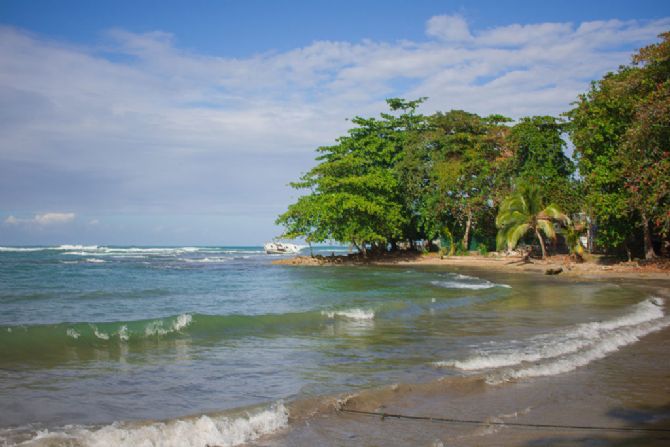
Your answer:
[0,246,668,446]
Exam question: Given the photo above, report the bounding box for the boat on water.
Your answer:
[264,241,303,254]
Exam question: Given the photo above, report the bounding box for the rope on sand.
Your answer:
[339,408,670,434]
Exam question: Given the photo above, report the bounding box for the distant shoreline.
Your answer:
[273,252,670,280]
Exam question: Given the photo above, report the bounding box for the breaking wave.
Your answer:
[0,309,384,364]
[17,402,288,447]
[435,297,668,381]
[321,309,375,320]
[431,273,510,290]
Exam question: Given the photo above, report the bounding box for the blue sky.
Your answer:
[1,1,669,245]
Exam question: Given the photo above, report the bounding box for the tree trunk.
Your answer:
[535,227,547,259]
[641,211,657,260]
[308,241,313,257]
[462,208,472,251]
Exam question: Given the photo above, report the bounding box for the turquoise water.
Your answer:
[0,246,668,445]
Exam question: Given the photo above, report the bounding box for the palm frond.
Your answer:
[506,223,530,250]
[542,204,570,225]
[536,219,556,240]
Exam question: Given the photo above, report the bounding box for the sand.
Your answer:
[274,252,670,280]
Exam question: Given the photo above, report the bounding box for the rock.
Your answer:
[545,267,563,275]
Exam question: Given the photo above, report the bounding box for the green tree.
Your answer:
[496,183,570,259]
[620,33,670,258]
[509,116,579,215]
[566,32,670,259]
[409,110,511,250]
[277,98,427,254]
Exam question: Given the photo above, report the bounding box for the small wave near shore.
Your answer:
[8,403,288,447]
[435,297,668,382]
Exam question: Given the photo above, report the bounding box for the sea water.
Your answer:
[0,246,668,446]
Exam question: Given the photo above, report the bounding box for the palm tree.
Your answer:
[496,184,569,259]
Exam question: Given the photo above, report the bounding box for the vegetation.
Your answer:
[278,33,670,260]
[495,183,569,259]
[566,32,670,259]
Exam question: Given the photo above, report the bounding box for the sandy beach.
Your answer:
[274,252,670,281]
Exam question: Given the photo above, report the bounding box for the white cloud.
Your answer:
[4,213,75,226]
[426,15,473,42]
[0,16,668,220]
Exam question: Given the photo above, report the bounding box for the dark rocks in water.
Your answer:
[545,267,563,275]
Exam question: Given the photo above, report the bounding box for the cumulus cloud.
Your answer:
[0,15,668,223]
[5,213,75,226]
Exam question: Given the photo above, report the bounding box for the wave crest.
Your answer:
[321,309,375,320]
[435,298,667,381]
[23,403,288,447]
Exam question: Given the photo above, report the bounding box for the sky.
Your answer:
[1,0,669,245]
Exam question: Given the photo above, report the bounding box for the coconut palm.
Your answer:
[496,183,570,259]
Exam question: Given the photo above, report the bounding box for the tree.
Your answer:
[276,98,427,254]
[620,32,670,258]
[410,110,511,250]
[496,183,570,259]
[566,32,670,259]
[509,116,579,215]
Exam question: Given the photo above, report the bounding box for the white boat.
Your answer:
[264,241,303,254]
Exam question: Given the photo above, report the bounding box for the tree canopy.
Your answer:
[278,32,670,260]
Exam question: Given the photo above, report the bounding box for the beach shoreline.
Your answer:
[267,325,670,447]
[274,252,670,280]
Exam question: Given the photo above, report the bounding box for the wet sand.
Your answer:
[258,325,670,446]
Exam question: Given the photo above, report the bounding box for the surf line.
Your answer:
[338,409,670,433]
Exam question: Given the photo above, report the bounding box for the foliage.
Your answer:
[409,110,512,248]
[439,226,455,257]
[509,116,580,215]
[564,224,585,262]
[566,32,670,258]
[276,98,426,253]
[496,183,570,259]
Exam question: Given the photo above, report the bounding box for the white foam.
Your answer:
[92,327,110,340]
[0,247,48,252]
[56,245,98,251]
[431,280,510,290]
[322,309,375,321]
[85,258,106,263]
[436,298,667,380]
[182,257,229,263]
[118,326,129,342]
[66,328,80,339]
[497,317,670,382]
[145,314,193,336]
[21,402,288,447]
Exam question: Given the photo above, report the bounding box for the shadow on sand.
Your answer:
[523,403,670,447]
